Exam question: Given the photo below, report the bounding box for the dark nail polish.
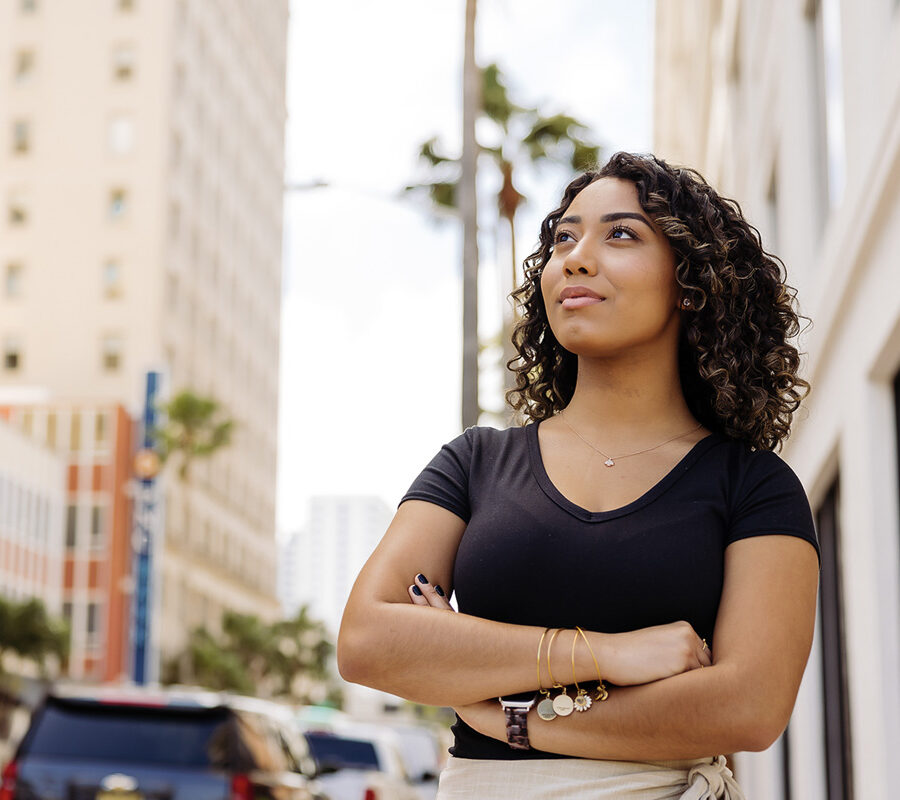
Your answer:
[435,585,445,596]
[412,585,423,596]
[416,574,428,584]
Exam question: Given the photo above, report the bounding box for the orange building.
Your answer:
[0,402,134,682]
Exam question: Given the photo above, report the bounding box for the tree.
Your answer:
[408,61,600,421]
[163,606,336,705]
[153,390,235,482]
[0,596,69,678]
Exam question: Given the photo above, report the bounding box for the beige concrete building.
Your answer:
[656,1,900,798]
[0,0,288,669]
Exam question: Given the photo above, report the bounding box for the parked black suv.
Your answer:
[0,685,324,800]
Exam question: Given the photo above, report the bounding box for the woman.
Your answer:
[338,152,819,799]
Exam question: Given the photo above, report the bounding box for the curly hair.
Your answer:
[506,151,809,451]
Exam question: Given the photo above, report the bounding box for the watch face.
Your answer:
[499,691,536,707]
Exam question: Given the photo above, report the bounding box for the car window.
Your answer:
[304,733,381,771]
[21,699,232,768]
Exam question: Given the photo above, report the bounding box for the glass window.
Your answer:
[118,0,136,10]
[95,412,108,444]
[112,45,135,81]
[86,603,100,642]
[14,50,35,83]
[102,335,123,371]
[8,190,28,225]
[3,336,21,370]
[12,120,31,154]
[90,506,105,546]
[102,260,122,297]
[20,0,37,12]
[109,188,127,219]
[108,115,135,154]
[65,505,77,547]
[70,412,81,451]
[47,412,57,447]
[5,263,23,297]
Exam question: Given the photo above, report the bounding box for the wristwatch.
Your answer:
[498,692,537,750]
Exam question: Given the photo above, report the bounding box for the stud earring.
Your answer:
[680,297,692,309]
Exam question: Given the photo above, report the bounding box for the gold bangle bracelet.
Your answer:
[536,627,551,696]
[575,626,609,701]
[546,628,565,689]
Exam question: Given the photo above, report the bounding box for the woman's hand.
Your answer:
[597,621,712,686]
[407,573,454,611]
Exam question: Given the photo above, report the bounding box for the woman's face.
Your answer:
[540,177,681,359]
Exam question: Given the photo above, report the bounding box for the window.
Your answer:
[70,412,81,451]
[808,0,846,212]
[816,479,853,800]
[62,602,72,624]
[90,506,105,547]
[108,188,127,219]
[102,334,123,371]
[118,0,135,10]
[8,190,28,225]
[86,603,100,645]
[102,259,122,297]
[3,336,21,370]
[14,50,35,83]
[95,412,108,444]
[20,0,37,12]
[12,120,31,154]
[46,412,57,447]
[65,504,77,547]
[108,114,134,154]
[5,263,23,297]
[112,45,135,81]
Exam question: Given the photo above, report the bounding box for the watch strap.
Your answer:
[502,704,531,750]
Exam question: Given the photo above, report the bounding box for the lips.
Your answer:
[559,285,604,310]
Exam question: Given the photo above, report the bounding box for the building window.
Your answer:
[8,190,28,225]
[47,412,57,447]
[108,188,127,219]
[86,602,100,645]
[112,45,135,81]
[118,0,136,10]
[816,479,853,800]
[5,263,23,297]
[3,336,22,370]
[102,259,122,298]
[809,0,846,212]
[108,114,135,154]
[14,50,35,83]
[20,0,37,12]
[65,504,77,548]
[70,412,81,451]
[12,120,31,154]
[90,506,105,547]
[102,334,123,371]
[95,411,108,444]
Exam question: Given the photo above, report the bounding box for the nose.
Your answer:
[562,240,598,277]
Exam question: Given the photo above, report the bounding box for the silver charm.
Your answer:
[552,692,574,717]
[604,458,615,467]
[536,697,557,721]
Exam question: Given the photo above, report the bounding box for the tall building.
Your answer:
[0,0,288,666]
[0,402,134,682]
[655,2,900,799]
[280,496,391,635]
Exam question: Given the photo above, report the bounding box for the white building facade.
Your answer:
[655,2,900,798]
[280,496,391,635]
[0,0,288,663]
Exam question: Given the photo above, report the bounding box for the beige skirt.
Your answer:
[436,754,745,799]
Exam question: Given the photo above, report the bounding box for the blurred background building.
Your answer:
[279,495,390,635]
[655,1,900,799]
[0,0,288,675]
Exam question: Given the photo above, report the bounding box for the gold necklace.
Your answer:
[559,414,703,468]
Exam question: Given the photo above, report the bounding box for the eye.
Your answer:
[553,229,576,245]
[609,224,638,241]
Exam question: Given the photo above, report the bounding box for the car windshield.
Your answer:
[304,732,381,771]
[22,698,232,767]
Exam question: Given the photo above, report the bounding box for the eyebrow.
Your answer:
[558,211,654,229]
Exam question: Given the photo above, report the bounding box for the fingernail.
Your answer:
[416,574,428,584]
[435,585,445,596]
[412,585,423,596]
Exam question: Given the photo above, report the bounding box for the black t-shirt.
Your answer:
[400,423,819,761]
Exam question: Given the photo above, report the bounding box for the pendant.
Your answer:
[596,683,609,702]
[604,458,615,467]
[536,697,557,721]
[573,690,592,712]
[552,691,574,717]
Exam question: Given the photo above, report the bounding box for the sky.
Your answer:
[277,0,655,536]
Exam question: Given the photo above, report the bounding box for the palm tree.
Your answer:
[154,390,235,482]
[408,61,600,422]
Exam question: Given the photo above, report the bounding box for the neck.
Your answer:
[561,344,697,444]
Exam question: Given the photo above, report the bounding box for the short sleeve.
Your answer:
[399,429,474,523]
[728,450,820,560]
